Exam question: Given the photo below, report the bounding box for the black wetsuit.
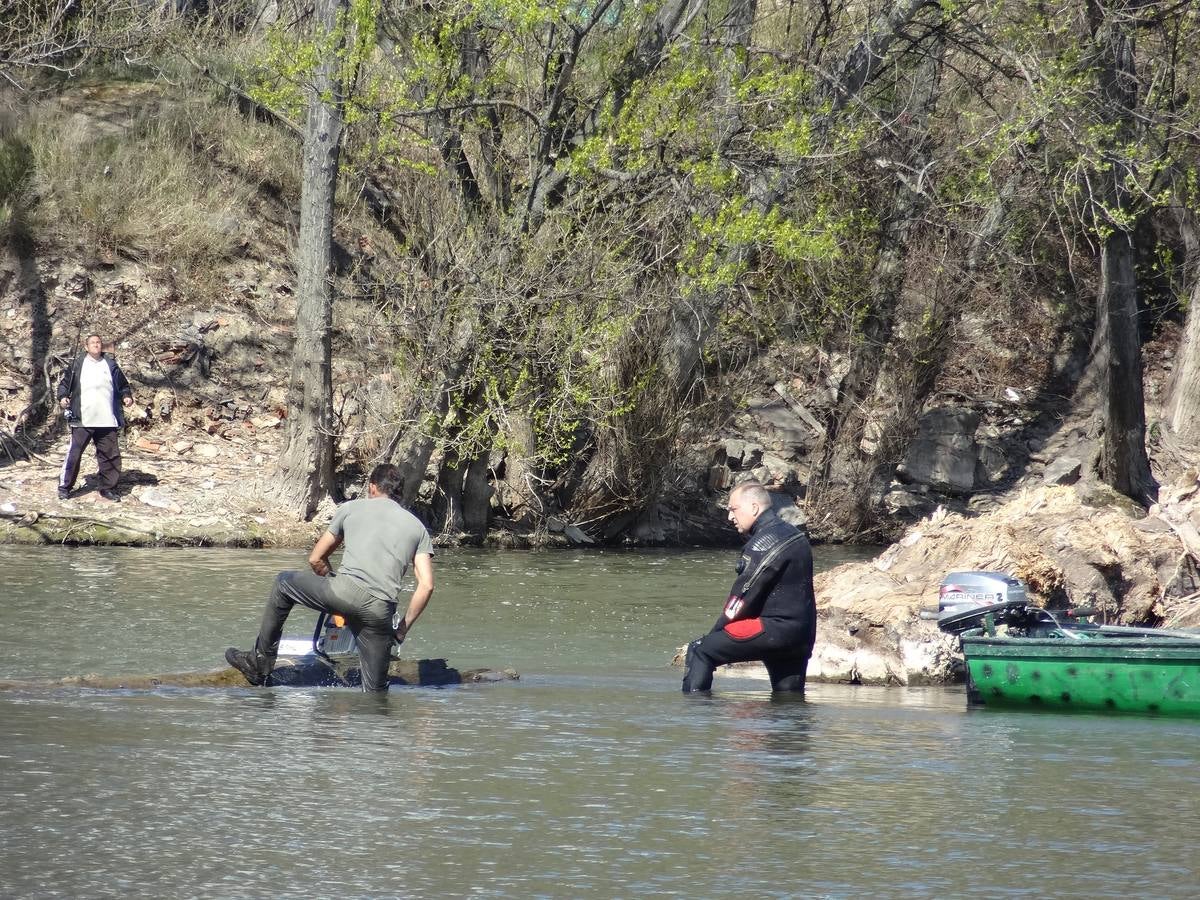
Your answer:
[682,509,816,692]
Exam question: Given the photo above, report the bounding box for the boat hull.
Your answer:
[961,635,1200,717]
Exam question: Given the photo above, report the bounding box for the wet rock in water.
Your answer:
[0,656,519,691]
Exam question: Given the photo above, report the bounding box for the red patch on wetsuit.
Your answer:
[723,618,764,639]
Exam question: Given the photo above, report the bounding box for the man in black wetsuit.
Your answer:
[682,481,816,693]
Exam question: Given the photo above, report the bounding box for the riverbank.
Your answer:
[10,441,1200,694]
[4,80,1198,551]
[0,450,319,547]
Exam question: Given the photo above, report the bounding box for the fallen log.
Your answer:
[0,655,519,691]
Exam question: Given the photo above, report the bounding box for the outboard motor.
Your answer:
[938,571,1027,615]
[276,612,358,658]
[935,571,1030,635]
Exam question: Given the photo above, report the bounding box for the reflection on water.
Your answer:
[1,545,1199,898]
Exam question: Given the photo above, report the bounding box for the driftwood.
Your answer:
[0,504,272,547]
[1150,470,1200,560]
[0,655,519,691]
[1,507,162,536]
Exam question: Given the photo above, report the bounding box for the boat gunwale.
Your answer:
[961,634,1200,662]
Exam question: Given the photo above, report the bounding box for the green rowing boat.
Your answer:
[939,599,1200,717]
[961,633,1200,716]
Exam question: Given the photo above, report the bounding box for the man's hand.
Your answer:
[392,611,409,645]
[122,396,134,408]
[308,530,341,578]
[59,398,69,409]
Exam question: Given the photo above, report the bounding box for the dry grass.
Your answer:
[14,75,303,276]
[0,112,34,245]
[24,106,234,265]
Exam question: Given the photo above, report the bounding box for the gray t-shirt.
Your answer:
[328,497,434,602]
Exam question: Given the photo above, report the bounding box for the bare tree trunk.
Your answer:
[649,0,759,406]
[277,0,349,517]
[656,0,937,400]
[462,452,494,538]
[500,411,538,522]
[1166,209,1200,440]
[809,213,916,529]
[808,23,944,532]
[715,0,756,153]
[1092,233,1156,502]
[434,451,465,535]
[1167,289,1200,438]
[1083,0,1156,504]
[381,395,439,505]
[523,0,696,233]
[865,164,1026,511]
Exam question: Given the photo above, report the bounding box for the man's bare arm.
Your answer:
[394,553,435,639]
[309,531,342,576]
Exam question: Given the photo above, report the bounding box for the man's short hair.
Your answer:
[369,463,404,499]
[731,480,772,510]
[86,333,102,343]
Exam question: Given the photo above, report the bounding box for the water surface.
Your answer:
[1,545,1197,898]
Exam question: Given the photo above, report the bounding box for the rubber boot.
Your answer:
[224,642,275,686]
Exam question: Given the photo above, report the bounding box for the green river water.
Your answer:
[1,544,1198,898]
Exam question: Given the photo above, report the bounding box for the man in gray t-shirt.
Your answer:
[225,464,435,692]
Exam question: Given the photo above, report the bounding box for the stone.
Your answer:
[0,656,519,691]
[759,452,799,485]
[975,437,1008,485]
[153,390,174,420]
[896,407,980,494]
[719,438,763,470]
[1043,456,1082,486]
[564,524,595,544]
[884,488,937,519]
[745,396,815,446]
[774,501,808,529]
[137,488,182,513]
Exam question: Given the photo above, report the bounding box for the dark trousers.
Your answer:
[258,570,396,693]
[60,426,121,492]
[682,626,810,693]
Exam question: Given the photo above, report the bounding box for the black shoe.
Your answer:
[57,487,70,500]
[225,647,272,686]
[99,489,120,502]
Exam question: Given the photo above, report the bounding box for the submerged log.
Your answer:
[0,655,519,691]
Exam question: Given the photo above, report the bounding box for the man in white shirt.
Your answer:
[56,334,134,502]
